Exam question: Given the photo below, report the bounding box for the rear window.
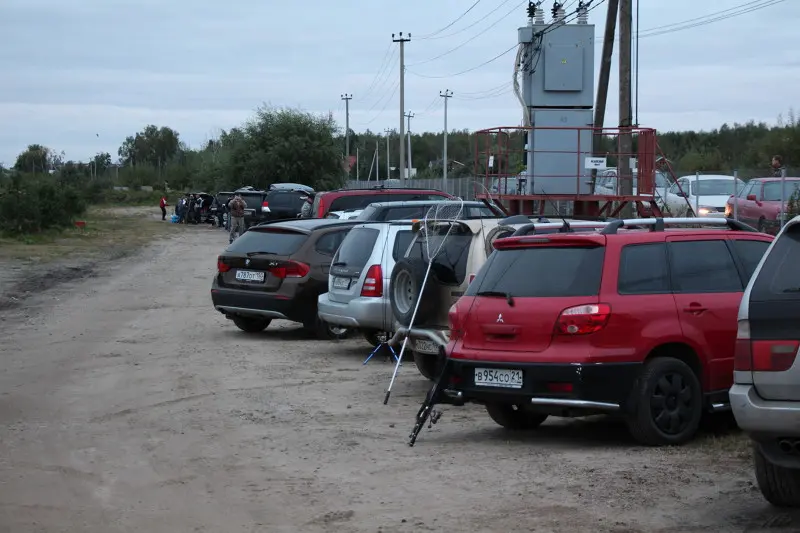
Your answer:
[239,193,264,210]
[225,228,308,255]
[465,245,606,297]
[268,191,304,208]
[751,224,800,300]
[332,228,380,273]
[392,230,415,260]
[329,192,449,213]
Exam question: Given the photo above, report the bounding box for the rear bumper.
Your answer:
[317,293,393,331]
[730,384,800,435]
[211,285,297,322]
[388,327,450,354]
[443,358,641,413]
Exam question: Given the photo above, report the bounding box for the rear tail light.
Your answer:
[734,320,752,370]
[360,265,383,297]
[734,320,800,372]
[546,382,573,393]
[261,201,270,212]
[555,304,611,335]
[217,256,231,273]
[449,303,464,341]
[268,261,309,279]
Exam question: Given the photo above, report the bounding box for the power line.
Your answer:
[407,44,518,79]
[409,0,527,67]
[417,0,482,40]
[358,81,401,126]
[637,0,786,38]
[422,0,517,41]
[360,45,396,102]
[360,48,398,104]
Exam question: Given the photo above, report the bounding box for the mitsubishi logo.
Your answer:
[496,313,504,323]
[245,259,251,266]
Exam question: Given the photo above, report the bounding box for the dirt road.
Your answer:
[1,226,798,533]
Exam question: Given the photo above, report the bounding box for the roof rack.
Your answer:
[511,220,611,237]
[600,217,758,235]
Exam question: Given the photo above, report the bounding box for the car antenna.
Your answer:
[538,186,571,232]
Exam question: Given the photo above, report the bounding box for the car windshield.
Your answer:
[690,179,740,196]
[466,245,606,297]
[762,181,800,201]
[225,228,308,256]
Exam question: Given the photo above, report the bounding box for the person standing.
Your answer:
[228,193,247,243]
[159,195,169,220]
[771,155,786,177]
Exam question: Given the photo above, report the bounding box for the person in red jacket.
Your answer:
[159,196,169,220]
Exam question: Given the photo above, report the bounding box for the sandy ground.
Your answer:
[1,223,799,533]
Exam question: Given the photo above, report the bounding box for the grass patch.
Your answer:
[0,206,187,263]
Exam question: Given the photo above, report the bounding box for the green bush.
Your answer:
[0,175,87,235]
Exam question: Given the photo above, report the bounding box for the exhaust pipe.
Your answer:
[794,440,800,455]
[778,440,794,454]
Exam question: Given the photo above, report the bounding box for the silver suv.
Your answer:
[317,221,415,346]
[731,214,800,507]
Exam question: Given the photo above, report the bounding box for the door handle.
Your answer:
[683,305,707,314]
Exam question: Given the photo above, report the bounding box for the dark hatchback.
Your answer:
[211,219,358,338]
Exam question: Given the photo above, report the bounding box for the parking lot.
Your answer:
[1,227,798,533]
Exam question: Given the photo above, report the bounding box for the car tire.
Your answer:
[625,356,703,446]
[232,316,271,333]
[754,443,800,507]
[485,403,549,430]
[413,350,445,381]
[484,225,516,256]
[363,330,391,347]
[389,258,440,327]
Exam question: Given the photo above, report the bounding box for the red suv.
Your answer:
[441,218,773,446]
[311,187,453,218]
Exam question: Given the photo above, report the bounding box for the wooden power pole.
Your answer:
[593,0,619,139]
[618,0,633,214]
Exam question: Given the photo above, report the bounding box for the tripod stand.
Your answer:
[363,342,399,365]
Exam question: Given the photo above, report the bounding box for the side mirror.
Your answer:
[675,191,687,197]
[746,194,757,201]
[412,220,422,233]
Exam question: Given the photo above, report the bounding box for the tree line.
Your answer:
[2,105,799,234]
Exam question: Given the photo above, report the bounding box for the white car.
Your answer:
[593,168,673,203]
[663,174,745,217]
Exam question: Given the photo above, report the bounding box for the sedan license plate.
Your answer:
[332,277,351,290]
[474,368,523,389]
[235,270,265,282]
[414,339,439,354]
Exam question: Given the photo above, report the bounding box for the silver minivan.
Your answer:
[731,214,800,508]
[317,221,416,346]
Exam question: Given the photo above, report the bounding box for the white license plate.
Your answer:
[235,270,265,282]
[474,368,523,389]
[332,277,351,290]
[414,339,440,354]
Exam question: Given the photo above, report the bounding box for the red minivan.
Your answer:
[442,218,773,446]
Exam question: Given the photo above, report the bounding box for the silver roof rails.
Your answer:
[600,217,758,234]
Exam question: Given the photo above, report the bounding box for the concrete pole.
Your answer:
[393,33,411,179]
[440,89,453,184]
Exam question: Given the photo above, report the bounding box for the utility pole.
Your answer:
[593,0,619,138]
[618,0,633,216]
[440,89,453,184]
[376,140,380,181]
[405,111,414,176]
[393,32,411,179]
[340,94,352,159]
[384,129,391,179]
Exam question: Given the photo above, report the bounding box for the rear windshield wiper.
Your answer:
[476,290,515,307]
[332,261,348,267]
[782,287,800,293]
[246,251,277,257]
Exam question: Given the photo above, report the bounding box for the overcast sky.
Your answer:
[0,0,797,164]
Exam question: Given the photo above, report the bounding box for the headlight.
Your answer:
[697,206,713,216]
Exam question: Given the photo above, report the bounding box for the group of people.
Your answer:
[159,194,210,224]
